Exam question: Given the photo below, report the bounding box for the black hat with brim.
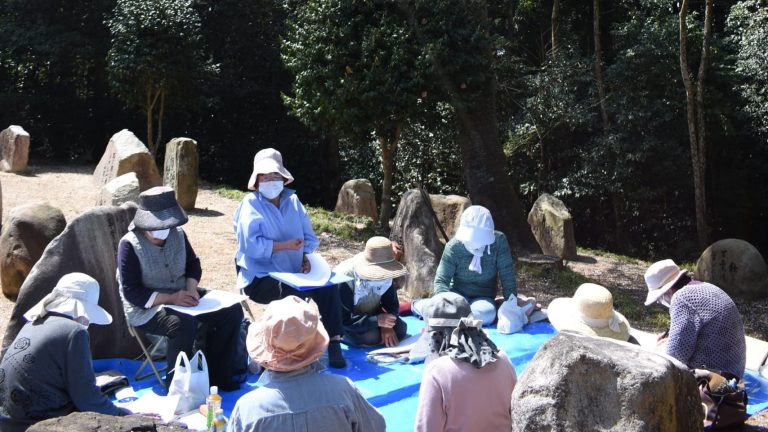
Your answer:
[129,186,188,231]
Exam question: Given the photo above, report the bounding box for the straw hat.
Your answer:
[246,296,329,372]
[24,273,112,325]
[454,206,495,247]
[129,186,188,231]
[247,148,295,191]
[548,283,630,341]
[353,236,407,281]
[644,259,688,306]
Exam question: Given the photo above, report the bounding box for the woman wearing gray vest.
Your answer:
[118,186,245,390]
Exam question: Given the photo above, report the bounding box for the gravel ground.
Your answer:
[1,164,767,346]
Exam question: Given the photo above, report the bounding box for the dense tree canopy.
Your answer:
[1,0,766,260]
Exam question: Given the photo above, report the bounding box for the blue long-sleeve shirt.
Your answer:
[233,188,319,289]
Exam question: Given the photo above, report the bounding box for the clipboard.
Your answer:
[269,253,352,290]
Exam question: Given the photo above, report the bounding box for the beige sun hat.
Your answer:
[246,296,329,372]
[23,273,112,325]
[247,148,294,191]
[353,236,407,281]
[548,283,631,341]
[643,259,688,306]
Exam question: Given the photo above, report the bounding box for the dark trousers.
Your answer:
[138,293,244,389]
[243,275,343,338]
[343,317,407,347]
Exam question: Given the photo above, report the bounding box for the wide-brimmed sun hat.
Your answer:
[644,259,688,306]
[24,272,112,325]
[247,148,294,191]
[353,236,407,281]
[129,186,188,231]
[548,283,630,341]
[246,296,329,372]
[454,206,495,247]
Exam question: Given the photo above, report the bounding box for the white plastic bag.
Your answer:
[168,350,209,415]
[497,299,529,334]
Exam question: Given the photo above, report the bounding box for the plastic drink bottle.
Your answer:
[206,386,221,431]
[213,408,227,431]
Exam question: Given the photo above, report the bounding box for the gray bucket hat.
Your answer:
[422,292,473,330]
[129,186,188,231]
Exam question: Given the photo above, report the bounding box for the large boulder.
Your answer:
[97,172,140,207]
[27,412,188,432]
[1,203,141,360]
[163,137,199,210]
[0,125,30,173]
[93,129,162,192]
[527,193,577,260]
[512,331,703,432]
[390,189,443,298]
[335,179,378,222]
[695,238,768,300]
[0,203,66,299]
[429,194,471,241]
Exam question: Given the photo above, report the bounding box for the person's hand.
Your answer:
[391,241,403,261]
[656,330,669,351]
[377,313,397,328]
[380,327,399,347]
[171,290,199,307]
[300,254,311,274]
[275,239,304,251]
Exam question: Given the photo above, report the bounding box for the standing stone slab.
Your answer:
[1,203,140,360]
[0,203,66,299]
[527,193,577,260]
[98,172,140,207]
[429,194,471,241]
[0,125,30,173]
[94,129,162,192]
[335,179,378,222]
[695,238,768,300]
[512,332,703,432]
[390,189,443,298]
[163,137,199,210]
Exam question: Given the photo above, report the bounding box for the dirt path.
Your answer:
[0,164,360,342]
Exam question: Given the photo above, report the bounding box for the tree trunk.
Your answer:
[145,86,161,156]
[154,89,165,156]
[322,135,342,208]
[551,0,559,56]
[454,83,541,256]
[593,0,609,131]
[378,123,401,229]
[679,0,712,249]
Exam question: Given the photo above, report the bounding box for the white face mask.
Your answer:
[151,229,170,240]
[259,180,284,199]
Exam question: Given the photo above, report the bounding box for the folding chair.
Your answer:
[127,324,167,387]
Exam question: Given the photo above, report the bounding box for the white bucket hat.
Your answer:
[548,283,631,341]
[454,206,495,247]
[644,259,688,306]
[247,148,295,191]
[24,273,112,325]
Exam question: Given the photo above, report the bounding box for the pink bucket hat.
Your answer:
[246,296,329,372]
[644,259,688,306]
[247,148,294,191]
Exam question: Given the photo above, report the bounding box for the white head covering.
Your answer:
[24,273,112,325]
[454,206,495,274]
[643,259,688,306]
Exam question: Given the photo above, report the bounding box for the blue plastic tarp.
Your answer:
[94,317,768,431]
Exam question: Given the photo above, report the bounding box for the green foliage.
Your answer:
[282,0,424,139]
[727,0,768,138]
[106,0,211,114]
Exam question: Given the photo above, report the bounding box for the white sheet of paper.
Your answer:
[164,290,248,316]
[117,392,180,423]
[176,411,208,431]
[269,252,332,288]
